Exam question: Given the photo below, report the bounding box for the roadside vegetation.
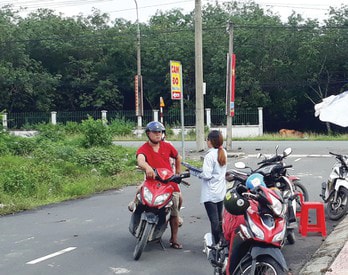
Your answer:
[1,117,348,216]
[0,118,142,216]
[237,133,348,141]
[1,4,348,134]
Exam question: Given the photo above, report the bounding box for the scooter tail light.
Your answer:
[153,193,170,206]
[143,187,153,204]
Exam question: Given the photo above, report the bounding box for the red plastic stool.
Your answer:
[298,201,327,237]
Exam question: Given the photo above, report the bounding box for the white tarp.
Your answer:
[314,91,348,127]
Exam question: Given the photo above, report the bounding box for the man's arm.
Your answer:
[174,154,182,174]
[137,153,155,179]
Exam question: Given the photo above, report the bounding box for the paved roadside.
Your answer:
[299,214,348,275]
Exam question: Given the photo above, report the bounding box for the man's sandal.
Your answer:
[170,242,183,249]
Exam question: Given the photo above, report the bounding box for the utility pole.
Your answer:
[134,0,143,129]
[195,0,205,151]
[226,22,233,150]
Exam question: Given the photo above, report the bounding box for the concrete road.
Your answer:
[1,141,347,274]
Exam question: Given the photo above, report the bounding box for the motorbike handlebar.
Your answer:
[329,152,340,157]
[180,171,191,179]
[181,180,191,187]
[257,155,283,165]
[283,165,293,169]
[329,152,348,169]
[242,191,258,201]
[154,169,191,185]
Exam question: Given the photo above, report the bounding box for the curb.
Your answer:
[299,214,348,274]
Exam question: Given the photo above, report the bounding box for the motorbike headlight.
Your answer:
[143,187,153,204]
[248,216,264,240]
[154,193,170,206]
[269,194,283,216]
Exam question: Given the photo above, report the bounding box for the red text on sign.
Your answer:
[171,65,179,74]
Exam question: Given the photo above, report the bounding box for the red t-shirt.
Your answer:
[136,141,180,192]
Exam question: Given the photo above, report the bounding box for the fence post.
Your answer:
[101,110,108,125]
[205,108,211,128]
[51,111,57,125]
[2,113,7,130]
[258,107,263,136]
[153,110,159,122]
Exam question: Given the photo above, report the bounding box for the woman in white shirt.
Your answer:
[199,130,227,244]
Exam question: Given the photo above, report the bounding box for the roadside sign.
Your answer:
[169,60,185,160]
[160,96,165,107]
[226,54,236,117]
[170,60,182,100]
[134,75,143,116]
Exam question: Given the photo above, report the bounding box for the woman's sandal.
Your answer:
[170,242,183,249]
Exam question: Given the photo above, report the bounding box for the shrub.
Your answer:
[109,118,135,136]
[64,121,82,134]
[7,136,37,156]
[74,146,136,175]
[81,116,112,147]
[34,122,66,142]
[54,145,79,161]
[0,132,11,155]
[0,161,62,198]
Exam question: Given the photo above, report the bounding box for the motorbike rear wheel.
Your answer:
[326,188,348,221]
[235,256,285,275]
[133,222,153,260]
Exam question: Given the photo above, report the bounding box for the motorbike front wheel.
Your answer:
[133,222,153,260]
[286,229,296,245]
[326,188,348,221]
[235,256,285,275]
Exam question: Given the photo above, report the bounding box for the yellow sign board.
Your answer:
[170,60,182,100]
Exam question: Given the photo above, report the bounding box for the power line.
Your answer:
[207,0,339,11]
[0,0,194,14]
[0,0,113,9]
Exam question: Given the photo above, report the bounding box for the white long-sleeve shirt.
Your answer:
[198,148,227,204]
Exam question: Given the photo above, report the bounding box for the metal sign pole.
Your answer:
[170,60,185,160]
[179,64,185,161]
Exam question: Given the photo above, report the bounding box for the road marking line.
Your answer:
[26,247,77,265]
[246,154,331,158]
[15,237,34,244]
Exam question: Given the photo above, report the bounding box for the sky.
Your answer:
[0,0,346,23]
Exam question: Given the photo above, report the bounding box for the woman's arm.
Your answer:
[199,153,214,180]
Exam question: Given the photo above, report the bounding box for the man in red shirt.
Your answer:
[136,121,183,249]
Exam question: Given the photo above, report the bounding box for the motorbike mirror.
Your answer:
[283,147,292,157]
[235,162,246,169]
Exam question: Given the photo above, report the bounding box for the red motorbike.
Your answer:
[206,184,289,275]
[128,168,190,260]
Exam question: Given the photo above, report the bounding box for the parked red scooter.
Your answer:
[129,168,190,260]
[205,182,289,275]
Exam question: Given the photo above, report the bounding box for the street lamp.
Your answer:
[134,0,143,129]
